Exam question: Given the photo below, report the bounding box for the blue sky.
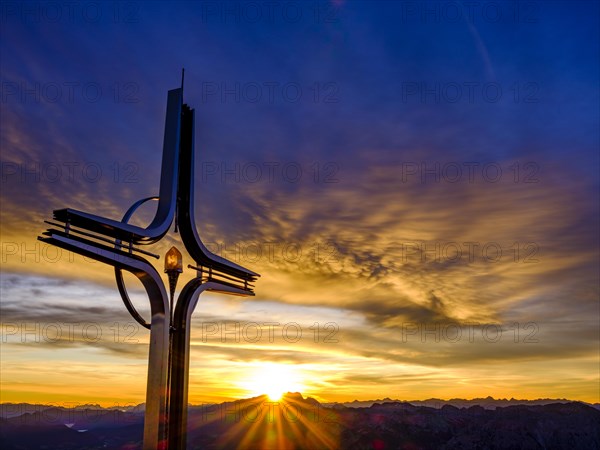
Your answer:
[1,1,598,404]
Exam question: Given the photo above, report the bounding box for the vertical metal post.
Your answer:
[168,278,204,450]
[144,295,170,450]
[168,281,249,449]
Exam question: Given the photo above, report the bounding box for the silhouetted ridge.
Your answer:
[2,399,599,449]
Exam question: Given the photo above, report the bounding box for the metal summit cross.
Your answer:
[39,72,260,450]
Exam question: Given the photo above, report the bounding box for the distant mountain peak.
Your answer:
[320,396,595,410]
[282,392,304,399]
[280,392,321,407]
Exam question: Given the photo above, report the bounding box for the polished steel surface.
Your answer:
[52,88,183,245]
[38,233,169,450]
[177,105,260,285]
[39,78,260,449]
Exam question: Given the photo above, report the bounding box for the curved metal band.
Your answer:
[50,88,183,246]
[114,196,159,330]
[177,106,259,280]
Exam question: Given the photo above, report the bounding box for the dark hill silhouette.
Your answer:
[1,395,599,449]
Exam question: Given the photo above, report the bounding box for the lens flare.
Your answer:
[241,363,305,400]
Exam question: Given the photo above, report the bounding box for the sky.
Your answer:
[0,1,599,407]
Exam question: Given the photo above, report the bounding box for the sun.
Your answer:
[241,363,305,401]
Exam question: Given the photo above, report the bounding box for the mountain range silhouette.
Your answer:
[2,393,599,449]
